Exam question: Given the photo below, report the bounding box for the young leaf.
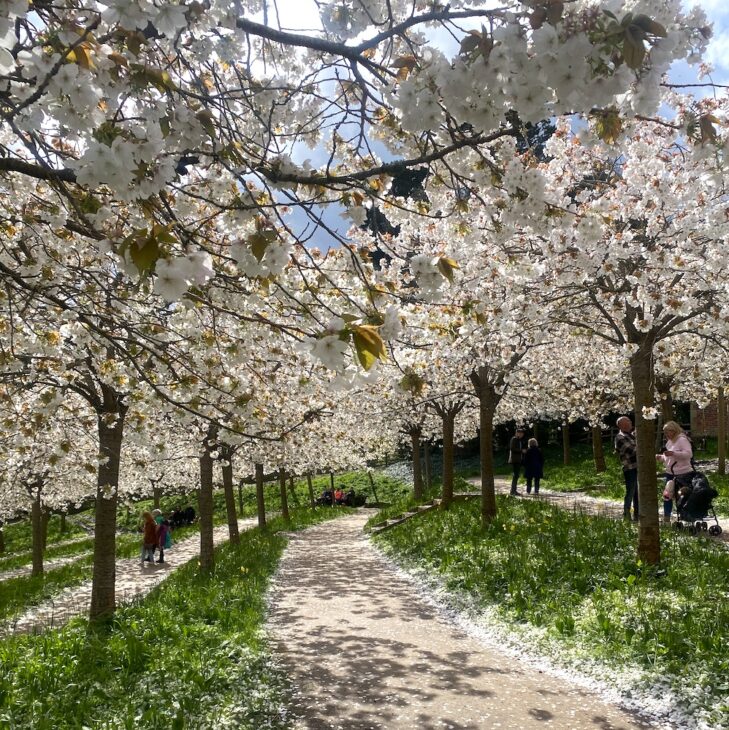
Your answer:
[437,256,460,284]
[632,14,667,37]
[352,324,386,371]
[622,27,646,70]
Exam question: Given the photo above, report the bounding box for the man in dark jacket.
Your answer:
[615,416,639,520]
[509,427,527,496]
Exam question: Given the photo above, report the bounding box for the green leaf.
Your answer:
[632,14,667,37]
[129,235,161,274]
[459,33,481,54]
[352,324,386,371]
[622,27,646,70]
[248,230,277,262]
[437,256,460,284]
[592,108,623,144]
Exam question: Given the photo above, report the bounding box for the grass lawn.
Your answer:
[374,497,729,728]
[0,507,348,729]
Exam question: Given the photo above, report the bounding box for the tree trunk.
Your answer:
[307,473,315,508]
[411,427,424,500]
[441,410,456,509]
[238,481,244,516]
[220,445,240,546]
[31,488,44,577]
[198,434,216,574]
[153,486,162,510]
[658,386,675,424]
[0,525,4,554]
[630,346,660,565]
[562,420,571,465]
[477,381,498,526]
[718,387,726,476]
[423,441,432,489]
[279,468,290,521]
[288,475,299,506]
[40,507,50,551]
[329,472,335,494]
[60,513,67,534]
[255,463,266,529]
[89,394,126,622]
[367,471,380,504]
[592,426,606,473]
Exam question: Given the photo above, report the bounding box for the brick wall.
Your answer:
[691,400,726,437]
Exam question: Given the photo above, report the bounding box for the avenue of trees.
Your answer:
[1,0,728,620]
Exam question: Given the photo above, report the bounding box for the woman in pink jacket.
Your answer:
[656,421,694,523]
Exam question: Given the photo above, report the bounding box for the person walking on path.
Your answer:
[657,420,694,523]
[615,416,639,521]
[508,427,527,496]
[156,517,170,564]
[523,438,544,495]
[141,511,157,564]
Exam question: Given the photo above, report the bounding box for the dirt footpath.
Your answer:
[267,512,651,730]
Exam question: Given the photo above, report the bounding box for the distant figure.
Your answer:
[141,511,157,565]
[656,421,694,523]
[156,518,170,564]
[615,416,638,521]
[316,489,333,506]
[523,438,544,495]
[334,487,345,505]
[345,488,356,506]
[508,427,527,496]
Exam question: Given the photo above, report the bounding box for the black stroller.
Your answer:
[673,470,722,536]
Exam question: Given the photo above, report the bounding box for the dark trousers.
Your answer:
[510,464,521,493]
[623,468,638,517]
[526,477,540,494]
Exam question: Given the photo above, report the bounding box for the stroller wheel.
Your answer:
[676,521,683,530]
[716,525,723,535]
[708,525,719,536]
[701,521,708,531]
[688,525,697,535]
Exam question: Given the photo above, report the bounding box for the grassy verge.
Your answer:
[374,497,729,727]
[0,506,347,729]
[0,516,87,556]
[0,557,95,623]
[364,475,471,530]
[0,537,95,574]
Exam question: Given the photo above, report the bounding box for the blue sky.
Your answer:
[275,1,729,249]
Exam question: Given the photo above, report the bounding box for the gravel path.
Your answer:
[268,512,649,730]
[1,518,256,637]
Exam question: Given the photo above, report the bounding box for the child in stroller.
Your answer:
[674,471,722,536]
